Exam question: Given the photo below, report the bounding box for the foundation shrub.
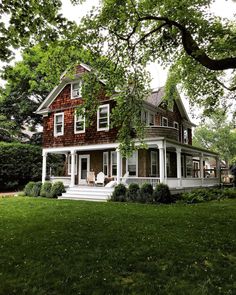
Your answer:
[140,183,153,203]
[31,181,42,197]
[40,182,52,198]
[127,183,140,202]
[111,184,127,202]
[24,182,36,196]
[153,183,173,204]
[50,182,65,198]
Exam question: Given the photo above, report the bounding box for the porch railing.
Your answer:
[121,177,160,187]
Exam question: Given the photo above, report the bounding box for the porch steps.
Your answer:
[58,186,114,202]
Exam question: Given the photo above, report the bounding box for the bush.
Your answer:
[153,183,173,204]
[40,182,52,198]
[223,188,236,199]
[50,181,65,198]
[140,183,153,203]
[31,181,42,197]
[24,182,35,196]
[111,184,127,202]
[0,142,42,191]
[127,183,140,202]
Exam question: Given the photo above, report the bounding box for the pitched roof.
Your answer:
[146,87,164,107]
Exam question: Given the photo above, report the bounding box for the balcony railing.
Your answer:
[144,126,179,141]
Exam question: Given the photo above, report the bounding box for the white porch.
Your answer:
[41,139,220,201]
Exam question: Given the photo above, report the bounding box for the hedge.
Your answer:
[0,142,42,191]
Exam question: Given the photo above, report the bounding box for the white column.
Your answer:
[200,153,204,186]
[159,145,165,183]
[70,150,76,187]
[42,151,47,183]
[116,149,121,184]
[176,147,182,187]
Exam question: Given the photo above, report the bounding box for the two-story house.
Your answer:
[36,63,220,200]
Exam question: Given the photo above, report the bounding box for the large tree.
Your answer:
[76,0,236,115]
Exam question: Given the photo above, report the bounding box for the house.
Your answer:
[36,63,220,200]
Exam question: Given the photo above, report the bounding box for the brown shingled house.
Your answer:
[36,63,220,201]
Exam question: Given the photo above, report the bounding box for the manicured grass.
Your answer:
[0,197,235,295]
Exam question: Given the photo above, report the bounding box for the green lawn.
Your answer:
[0,197,235,295]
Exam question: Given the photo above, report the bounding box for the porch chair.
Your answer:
[87,171,95,186]
[121,171,129,187]
[95,172,105,186]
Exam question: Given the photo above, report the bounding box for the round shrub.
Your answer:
[40,182,52,198]
[127,183,140,202]
[31,181,42,197]
[50,181,65,198]
[24,181,35,196]
[111,184,127,202]
[153,183,173,204]
[140,183,153,203]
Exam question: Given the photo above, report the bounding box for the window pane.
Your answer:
[128,152,137,176]
[56,115,62,124]
[56,125,62,133]
[76,121,84,131]
[72,82,81,90]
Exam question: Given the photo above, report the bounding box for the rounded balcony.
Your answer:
[144,126,179,141]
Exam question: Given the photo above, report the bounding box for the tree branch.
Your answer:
[215,78,236,91]
[136,15,236,71]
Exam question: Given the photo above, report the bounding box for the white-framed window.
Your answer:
[97,104,110,131]
[174,121,179,129]
[142,110,149,125]
[162,117,168,127]
[103,152,109,176]
[74,111,85,134]
[68,154,78,175]
[151,151,158,176]
[54,112,64,136]
[184,128,188,144]
[111,151,117,176]
[149,113,154,126]
[126,151,138,176]
[186,156,193,177]
[71,81,82,99]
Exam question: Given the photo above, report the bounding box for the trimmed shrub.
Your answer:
[50,181,65,198]
[153,183,173,204]
[140,183,153,203]
[127,183,140,202]
[111,184,127,202]
[31,181,42,197]
[24,182,35,196]
[40,182,52,198]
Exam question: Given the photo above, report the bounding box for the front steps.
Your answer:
[58,186,114,202]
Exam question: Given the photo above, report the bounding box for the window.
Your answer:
[149,113,154,126]
[142,110,148,125]
[151,151,158,176]
[71,81,82,99]
[103,152,109,176]
[54,113,64,136]
[97,104,109,131]
[126,151,138,176]
[111,151,117,176]
[74,111,85,134]
[186,156,193,177]
[166,153,170,177]
[174,121,179,129]
[162,117,168,127]
[184,128,188,144]
[68,154,78,175]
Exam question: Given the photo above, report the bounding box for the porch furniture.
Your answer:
[87,171,95,185]
[95,172,105,186]
[121,172,129,186]
[105,180,117,188]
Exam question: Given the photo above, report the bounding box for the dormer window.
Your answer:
[162,117,168,127]
[54,112,64,136]
[71,81,82,99]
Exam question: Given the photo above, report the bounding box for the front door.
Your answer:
[79,155,90,184]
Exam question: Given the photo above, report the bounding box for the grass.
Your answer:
[0,197,235,295]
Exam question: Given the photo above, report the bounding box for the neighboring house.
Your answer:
[36,63,220,200]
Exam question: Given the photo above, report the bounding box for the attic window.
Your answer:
[71,81,82,99]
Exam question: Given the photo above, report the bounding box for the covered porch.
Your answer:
[42,139,220,191]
